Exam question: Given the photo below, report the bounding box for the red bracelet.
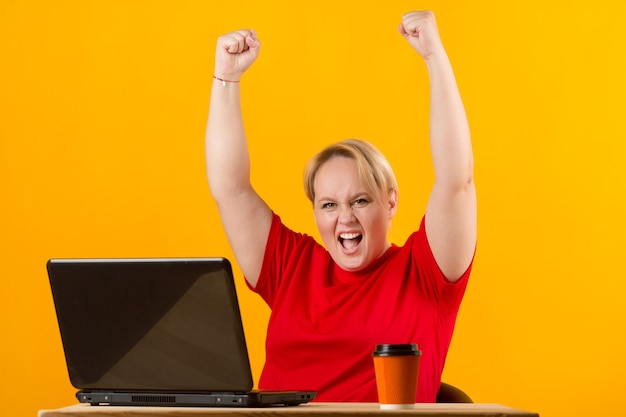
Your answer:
[213,75,240,86]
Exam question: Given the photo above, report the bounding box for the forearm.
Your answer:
[205,79,252,201]
[426,53,473,190]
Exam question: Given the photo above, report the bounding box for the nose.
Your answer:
[338,204,355,224]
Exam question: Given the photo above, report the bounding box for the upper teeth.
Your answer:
[340,233,360,240]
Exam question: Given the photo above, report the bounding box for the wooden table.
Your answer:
[38,402,539,417]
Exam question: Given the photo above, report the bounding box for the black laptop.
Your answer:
[46,257,316,407]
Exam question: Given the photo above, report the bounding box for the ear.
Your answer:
[387,189,398,218]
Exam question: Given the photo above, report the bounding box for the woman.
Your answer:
[205,10,476,403]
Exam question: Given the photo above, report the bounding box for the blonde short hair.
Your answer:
[303,139,398,204]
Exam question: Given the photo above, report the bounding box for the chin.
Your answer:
[329,242,369,271]
[336,255,368,272]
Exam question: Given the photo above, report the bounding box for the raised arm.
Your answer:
[205,30,272,287]
[399,11,477,282]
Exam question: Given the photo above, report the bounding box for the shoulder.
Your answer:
[253,213,329,302]
[267,212,323,254]
[398,216,471,305]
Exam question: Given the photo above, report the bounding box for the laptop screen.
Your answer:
[47,258,254,392]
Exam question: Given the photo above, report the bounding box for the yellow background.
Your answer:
[1,1,625,417]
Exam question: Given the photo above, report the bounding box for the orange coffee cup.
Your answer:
[372,344,421,409]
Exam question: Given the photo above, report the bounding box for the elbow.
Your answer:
[207,173,253,205]
[458,169,475,195]
[454,154,475,192]
[437,163,474,194]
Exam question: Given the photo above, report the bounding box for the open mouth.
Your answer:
[339,232,363,251]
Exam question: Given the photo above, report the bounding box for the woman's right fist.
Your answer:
[214,30,261,81]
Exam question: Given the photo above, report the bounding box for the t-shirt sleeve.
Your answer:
[247,212,319,309]
[412,216,473,315]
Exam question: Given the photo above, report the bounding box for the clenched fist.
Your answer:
[214,29,261,82]
[398,11,445,60]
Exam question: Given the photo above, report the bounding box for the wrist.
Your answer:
[213,75,241,86]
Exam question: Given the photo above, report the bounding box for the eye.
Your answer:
[321,202,336,209]
[352,198,369,207]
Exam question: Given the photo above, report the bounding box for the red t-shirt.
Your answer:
[249,213,471,403]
